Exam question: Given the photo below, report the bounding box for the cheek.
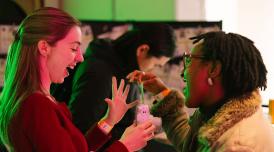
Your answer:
[48,55,71,82]
[141,60,154,71]
[48,63,63,80]
[184,68,208,107]
[147,63,155,71]
[147,59,162,71]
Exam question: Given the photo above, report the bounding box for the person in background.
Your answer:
[0,7,155,152]
[127,31,274,152]
[51,23,176,151]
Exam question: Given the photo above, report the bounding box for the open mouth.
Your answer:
[66,67,73,72]
[65,65,76,77]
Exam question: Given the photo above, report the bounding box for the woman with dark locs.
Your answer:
[127,31,274,152]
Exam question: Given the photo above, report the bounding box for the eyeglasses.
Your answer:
[182,52,205,70]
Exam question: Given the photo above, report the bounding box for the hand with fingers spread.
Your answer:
[102,76,139,126]
[119,121,156,152]
[127,70,168,95]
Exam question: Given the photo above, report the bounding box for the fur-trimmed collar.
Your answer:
[198,90,261,146]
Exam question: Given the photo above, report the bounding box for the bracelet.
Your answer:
[154,88,171,101]
[98,119,113,134]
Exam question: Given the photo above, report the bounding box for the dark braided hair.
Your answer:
[190,31,267,98]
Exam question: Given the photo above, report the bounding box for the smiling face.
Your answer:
[46,26,83,84]
[182,43,211,108]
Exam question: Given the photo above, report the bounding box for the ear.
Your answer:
[208,61,222,78]
[136,44,150,57]
[37,40,51,57]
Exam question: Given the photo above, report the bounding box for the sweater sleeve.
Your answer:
[86,124,128,152]
[150,90,190,151]
[22,94,128,152]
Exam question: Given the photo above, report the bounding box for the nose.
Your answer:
[180,68,186,79]
[76,50,84,63]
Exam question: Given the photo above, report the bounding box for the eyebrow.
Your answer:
[70,41,81,45]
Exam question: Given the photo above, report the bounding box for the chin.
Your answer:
[52,78,64,84]
[185,99,197,108]
[185,102,192,108]
[58,79,65,84]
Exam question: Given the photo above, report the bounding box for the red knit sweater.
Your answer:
[8,93,128,152]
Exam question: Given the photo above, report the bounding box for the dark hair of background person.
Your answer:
[190,31,267,99]
[0,7,80,150]
[0,1,26,23]
[114,23,176,60]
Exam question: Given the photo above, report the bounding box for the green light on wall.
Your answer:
[62,0,175,21]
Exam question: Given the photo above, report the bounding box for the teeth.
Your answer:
[67,65,74,69]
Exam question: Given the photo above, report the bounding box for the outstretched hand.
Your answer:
[127,70,168,95]
[102,76,138,126]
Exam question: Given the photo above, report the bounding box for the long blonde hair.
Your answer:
[0,7,80,150]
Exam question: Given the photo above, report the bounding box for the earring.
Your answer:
[208,78,213,86]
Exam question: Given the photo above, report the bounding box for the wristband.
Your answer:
[154,88,171,101]
[98,119,113,134]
